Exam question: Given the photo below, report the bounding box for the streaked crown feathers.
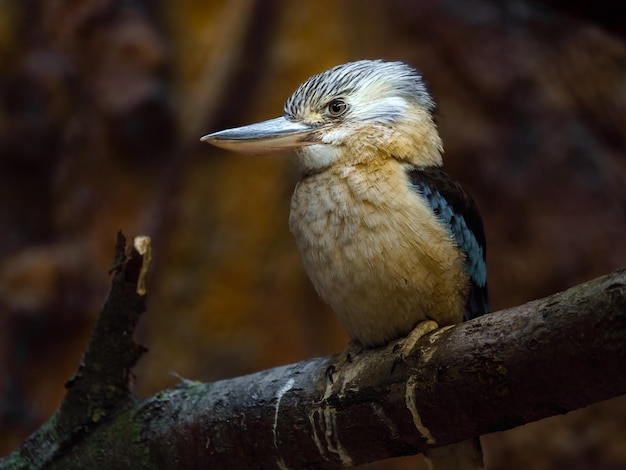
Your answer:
[283,60,435,124]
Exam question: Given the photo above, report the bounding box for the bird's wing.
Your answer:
[406,166,489,320]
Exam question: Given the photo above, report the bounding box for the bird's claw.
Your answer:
[391,351,408,374]
[391,320,439,373]
[325,341,363,384]
[344,341,363,363]
[325,364,336,384]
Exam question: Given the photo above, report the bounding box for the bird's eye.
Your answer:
[327,99,347,117]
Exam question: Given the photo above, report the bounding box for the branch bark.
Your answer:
[1,232,150,470]
[2,239,625,469]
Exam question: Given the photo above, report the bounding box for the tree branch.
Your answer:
[3,232,150,470]
[2,236,625,468]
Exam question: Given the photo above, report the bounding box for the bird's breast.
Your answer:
[289,161,468,348]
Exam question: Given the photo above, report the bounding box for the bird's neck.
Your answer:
[385,107,443,167]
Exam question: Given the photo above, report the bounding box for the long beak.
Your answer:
[201,117,318,154]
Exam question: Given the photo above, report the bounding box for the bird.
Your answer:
[201,59,488,470]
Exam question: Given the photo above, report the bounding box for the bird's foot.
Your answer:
[392,320,439,372]
[326,340,363,384]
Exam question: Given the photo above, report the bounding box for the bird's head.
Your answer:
[202,60,443,174]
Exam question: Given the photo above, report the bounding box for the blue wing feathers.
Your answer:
[407,166,489,320]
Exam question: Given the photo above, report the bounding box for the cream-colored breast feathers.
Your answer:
[289,159,468,347]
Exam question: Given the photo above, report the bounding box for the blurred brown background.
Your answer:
[1,1,625,469]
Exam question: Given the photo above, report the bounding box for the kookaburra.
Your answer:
[202,59,488,470]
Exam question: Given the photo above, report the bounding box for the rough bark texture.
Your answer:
[2,233,149,470]
[2,268,625,469]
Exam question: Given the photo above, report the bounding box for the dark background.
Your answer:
[1,1,625,468]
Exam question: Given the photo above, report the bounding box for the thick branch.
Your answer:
[3,232,150,470]
[5,269,624,469]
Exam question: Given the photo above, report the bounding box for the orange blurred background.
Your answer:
[1,1,625,469]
